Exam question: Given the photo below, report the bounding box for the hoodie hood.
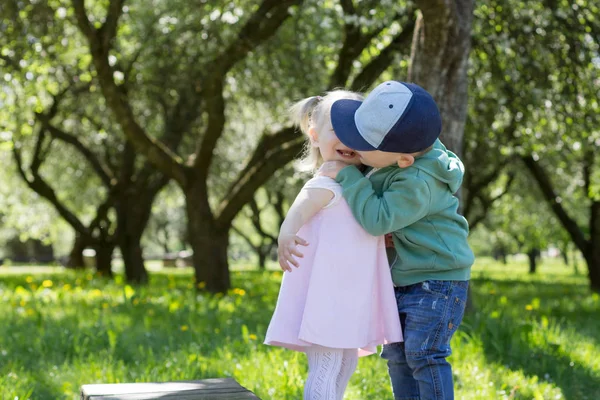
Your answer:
[413,139,464,193]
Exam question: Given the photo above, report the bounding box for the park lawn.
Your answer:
[0,258,598,400]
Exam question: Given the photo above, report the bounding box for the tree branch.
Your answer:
[100,0,126,51]
[40,120,115,187]
[248,198,278,243]
[232,225,261,253]
[521,155,589,254]
[329,0,384,88]
[12,141,90,235]
[71,0,96,41]
[583,148,594,199]
[270,189,287,228]
[216,136,305,228]
[192,80,225,181]
[0,54,20,70]
[71,0,188,186]
[468,172,515,231]
[350,17,416,91]
[191,0,303,180]
[212,0,303,76]
[214,126,299,223]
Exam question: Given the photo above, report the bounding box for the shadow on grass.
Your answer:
[468,277,600,400]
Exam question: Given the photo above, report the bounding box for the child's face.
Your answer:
[311,122,362,166]
[356,150,404,168]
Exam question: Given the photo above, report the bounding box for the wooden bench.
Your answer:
[80,378,261,399]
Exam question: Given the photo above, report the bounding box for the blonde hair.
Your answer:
[290,90,364,172]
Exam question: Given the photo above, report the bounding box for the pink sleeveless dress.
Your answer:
[264,176,403,356]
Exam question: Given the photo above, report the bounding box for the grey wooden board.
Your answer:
[80,378,260,400]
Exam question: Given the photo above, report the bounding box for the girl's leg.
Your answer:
[335,349,358,400]
[304,347,344,400]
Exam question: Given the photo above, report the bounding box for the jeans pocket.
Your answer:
[420,280,452,298]
[443,284,468,347]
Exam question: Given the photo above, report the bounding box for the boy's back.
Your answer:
[337,139,474,286]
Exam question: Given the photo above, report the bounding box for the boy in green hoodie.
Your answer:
[319,81,474,400]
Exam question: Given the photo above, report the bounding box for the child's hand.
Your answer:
[278,234,309,272]
[385,233,394,248]
[318,161,349,179]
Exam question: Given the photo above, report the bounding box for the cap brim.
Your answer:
[330,99,377,151]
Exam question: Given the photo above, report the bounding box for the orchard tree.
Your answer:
[0,1,178,282]
[473,0,600,291]
[70,0,419,292]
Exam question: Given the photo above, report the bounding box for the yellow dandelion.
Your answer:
[42,280,53,288]
[30,284,38,291]
[525,305,533,311]
[180,325,189,331]
[19,300,26,307]
[102,303,109,309]
[25,276,34,283]
[133,298,140,305]
[25,308,35,316]
[197,281,206,289]
[233,288,246,296]
[62,284,72,291]
[248,334,257,340]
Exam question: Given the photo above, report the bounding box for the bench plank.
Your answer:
[80,378,260,400]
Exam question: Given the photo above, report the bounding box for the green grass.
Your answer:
[0,257,598,399]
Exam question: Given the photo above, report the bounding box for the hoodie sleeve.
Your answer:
[336,165,431,236]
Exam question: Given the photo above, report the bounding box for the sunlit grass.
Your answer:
[0,257,598,399]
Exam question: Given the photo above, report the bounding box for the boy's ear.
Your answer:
[308,127,319,147]
[397,155,414,168]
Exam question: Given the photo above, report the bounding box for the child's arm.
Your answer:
[278,188,334,272]
[334,165,431,236]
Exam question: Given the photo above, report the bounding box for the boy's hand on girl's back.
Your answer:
[318,161,349,179]
[385,233,394,248]
[277,234,309,272]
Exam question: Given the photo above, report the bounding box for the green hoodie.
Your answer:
[336,140,474,286]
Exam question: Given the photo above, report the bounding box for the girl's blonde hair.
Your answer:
[290,90,364,172]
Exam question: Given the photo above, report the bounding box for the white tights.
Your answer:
[304,347,359,400]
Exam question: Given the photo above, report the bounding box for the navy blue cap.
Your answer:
[331,81,442,153]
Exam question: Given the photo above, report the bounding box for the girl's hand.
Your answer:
[278,234,309,272]
[318,161,349,179]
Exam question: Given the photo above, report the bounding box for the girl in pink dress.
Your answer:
[264,90,402,400]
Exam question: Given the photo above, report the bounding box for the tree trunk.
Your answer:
[66,234,87,269]
[186,185,231,293]
[408,1,475,155]
[588,202,600,292]
[528,248,539,274]
[560,244,569,266]
[573,248,580,275]
[585,252,600,292]
[94,242,114,278]
[118,231,148,284]
[115,190,153,284]
[258,250,267,270]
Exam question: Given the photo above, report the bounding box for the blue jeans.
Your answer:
[381,280,469,400]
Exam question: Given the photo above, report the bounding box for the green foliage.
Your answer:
[483,171,570,253]
[1,258,599,399]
